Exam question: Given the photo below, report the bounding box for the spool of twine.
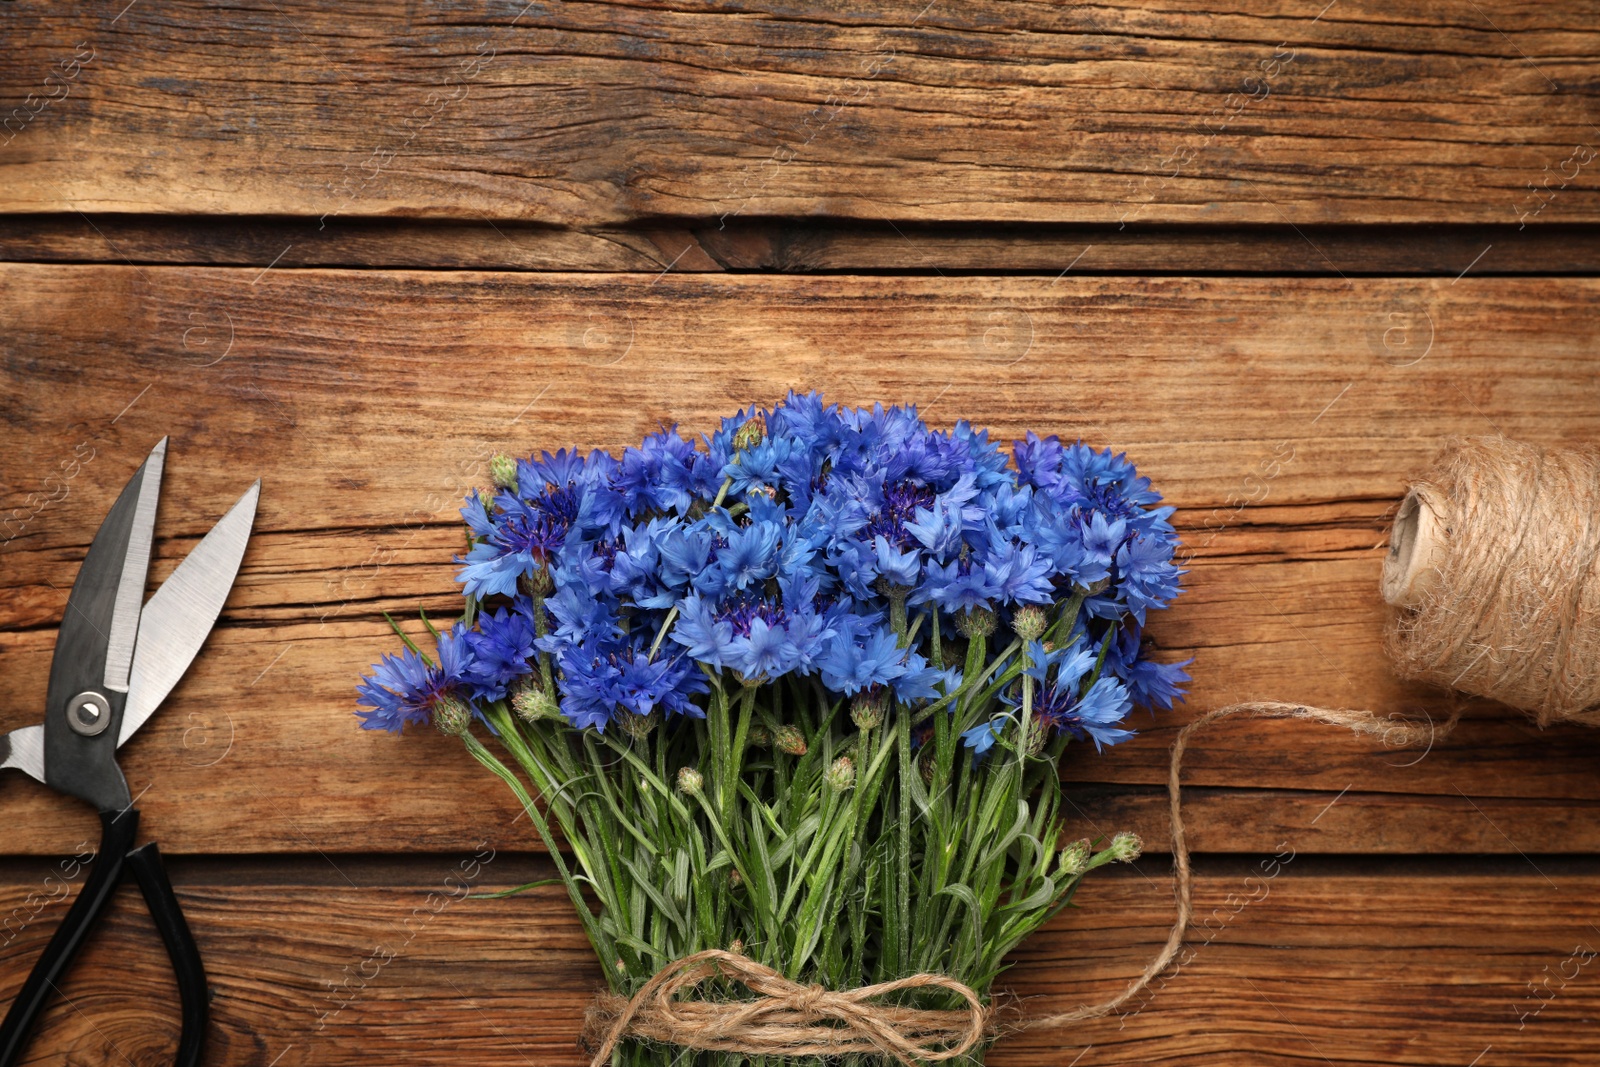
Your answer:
[586,434,1596,1060]
[1381,435,1600,726]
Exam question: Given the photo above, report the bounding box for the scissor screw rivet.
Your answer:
[67,691,111,737]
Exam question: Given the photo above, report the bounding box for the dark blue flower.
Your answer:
[357,625,476,732]
[871,535,921,588]
[725,616,800,682]
[1106,623,1192,711]
[1115,534,1184,626]
[914,557,1000,614]
[466,602,538,701]
[960,719,1006,758]
[818,624,909,695]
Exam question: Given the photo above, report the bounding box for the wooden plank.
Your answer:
[3,3,1599,225]
[0,856,1594,1065]
[2,266,1599,855]
[7,217,1600,275]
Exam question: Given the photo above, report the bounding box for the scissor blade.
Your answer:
[0,725,44,783]
[45,438,167,715]
[105,439,165,692]
[120,481,259,746]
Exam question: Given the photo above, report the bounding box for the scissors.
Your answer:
[0,438,258,1067]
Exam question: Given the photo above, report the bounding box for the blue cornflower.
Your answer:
[357,625,476,732]
[768,389,846,454]
[724,436,799,496]
[614,649,709,720]
[960,718,1007,759]
[890,649,944,703]
[818,624,908,695]
[913,557,1000,614]
[903,495,966,560]
[1073,676,1137,751]
[669,593,735,663]
[864,478,938,550]
[613,430,696,519]
[657,524,714,588]
[1105,623,1191,711]
[984,540,1055,605]
[540,581,621,647]
[725,616,801,682]
[985,638,1137,754]
[1115,534,1185,626]
[553,634,708,732]
[466,603,538,701]
[715,521,783,591]
[871,534,921,588]
[456,483,587,599]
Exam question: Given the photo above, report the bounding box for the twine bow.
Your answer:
[582,949,994,1066]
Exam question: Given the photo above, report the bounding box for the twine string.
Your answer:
[583,948,993,1067]
[1022,700,1458,1029]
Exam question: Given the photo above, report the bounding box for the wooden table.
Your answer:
[3,3,1599,1064]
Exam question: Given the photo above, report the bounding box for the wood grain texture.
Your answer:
[2,2,1599,225]
[2,265,1598,856]
[1,856,1595,1066]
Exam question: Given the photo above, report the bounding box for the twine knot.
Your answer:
[581,949,995,1066]
[793,983,827,1018]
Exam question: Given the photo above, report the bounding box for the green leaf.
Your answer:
[382,611,430,663]
[469,877,566,900]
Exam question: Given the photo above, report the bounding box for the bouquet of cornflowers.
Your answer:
[357,391,1188,1066]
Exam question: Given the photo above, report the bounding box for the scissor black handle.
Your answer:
[127,841,207,1067]
[0,808,208,1067]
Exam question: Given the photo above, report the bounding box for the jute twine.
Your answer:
[1382,435,1600,726]
[581,948,997,1066]
[1022,700,1457,1030]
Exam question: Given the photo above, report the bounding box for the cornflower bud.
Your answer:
[728,869,744,889]
[519,565,553,597]
[489,453,518,490]
[432,695,473,737]
[747,725,773,749]
[676,766,704,797]
[618,710,658,739]
[1025,717,1050,757]
[956,608,996,639]
[1059,839,1092,877]
[825,756,856,792]
[732,414,767,452]
[774,725,807,756]
[1107,831,1143,864]
[850,688,886,731]
[511,681,561,724]
[1012,604,1048,641]
[728,938,745,955]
